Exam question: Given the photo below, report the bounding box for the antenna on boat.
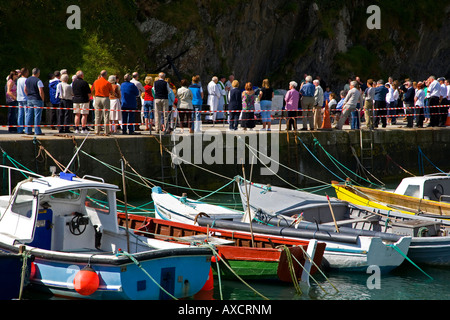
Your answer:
[121,159,131,253]
[64,132,90,173]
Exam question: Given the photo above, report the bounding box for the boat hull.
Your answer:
[0,251,31,300]
[118,213,326,282]
[332,183,450,217]
[195,217,411,274]
[1,243,211,300]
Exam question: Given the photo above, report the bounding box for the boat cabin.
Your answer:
[394,174,450,202]
[0,172,121,252]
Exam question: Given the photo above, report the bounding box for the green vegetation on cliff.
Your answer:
[0,0,148,84]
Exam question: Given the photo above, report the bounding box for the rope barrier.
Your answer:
[1,103,448,129]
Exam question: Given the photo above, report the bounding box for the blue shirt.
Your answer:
[121,81,139,109]
[189,84,203,106]
[49,79,61,105]
[300,82,315,97]
[374,86,389,101]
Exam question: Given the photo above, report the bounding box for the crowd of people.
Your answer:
[3,67,450,136]
[279,74,450,131]
[3,68,197,135]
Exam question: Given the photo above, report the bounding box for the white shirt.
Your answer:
[447,85,450,100]
[386,87,394,103]
[16,77,27,102]
[415,89,425,107]
[428,80,441,98]
[393,89,399,101]
[207,81,220,98]
[131,79,145,94]
[440,84,447,99]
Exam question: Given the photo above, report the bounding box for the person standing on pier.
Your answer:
[24,68,45,135]
[16,68,28,134]
[48,71,61,130]
[189,75,203,133]
[334,81,362,130]
[414,82,425,128]
[57,74,74,133]
[206,76,221,123]
[259,79,274,131]
[402,81,415,128]
[313,79,324,129]
[72,71,91,134]
[285,81,300,131]
[363,79,375,129]
[227,80,242,131]
[92,70,113,135]
[241,82,256,130]
[217,76,227,121]
[427,76,441,127]
[299,75,315,130]
[373,80,389,128]
[438,77,449,127]
[6,70,19,133]
[153,72,171,134]
[121,73,140,135]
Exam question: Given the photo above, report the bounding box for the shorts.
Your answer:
[73,102,90,115]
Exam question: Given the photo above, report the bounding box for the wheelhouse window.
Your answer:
[85,189,110,215]
[50,189,81,200]
[11,188,34,218]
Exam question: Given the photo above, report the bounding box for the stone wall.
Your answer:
[1,129,449,199]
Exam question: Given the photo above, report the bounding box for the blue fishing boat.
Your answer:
[0,166,212,300]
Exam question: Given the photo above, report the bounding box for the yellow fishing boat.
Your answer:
[332,173,450,217]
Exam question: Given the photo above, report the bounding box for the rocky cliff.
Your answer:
[136,0,450,90]
[0,1,449,93]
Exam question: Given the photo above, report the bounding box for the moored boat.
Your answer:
[117,213,326,284]
[151,185,411,273]
[331,173,450,217]
[152,186,244,224]
[0,166,212,300]
[237,177,450,267]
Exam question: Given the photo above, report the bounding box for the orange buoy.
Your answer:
[73,265,100,296]
[201,268,214,291]
[211,252,222,263]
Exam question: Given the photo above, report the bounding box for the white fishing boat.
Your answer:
[151,185,411,273]
[0,166,212,300]
[152,186,244,224]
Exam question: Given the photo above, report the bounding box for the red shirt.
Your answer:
[144,85,154,101]
[92,77,113,97]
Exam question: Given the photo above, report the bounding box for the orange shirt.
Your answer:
[92,77,113,97]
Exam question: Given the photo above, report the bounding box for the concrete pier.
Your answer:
[1,120,449,198]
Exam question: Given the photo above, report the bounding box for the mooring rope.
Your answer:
[388,244,434,281]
